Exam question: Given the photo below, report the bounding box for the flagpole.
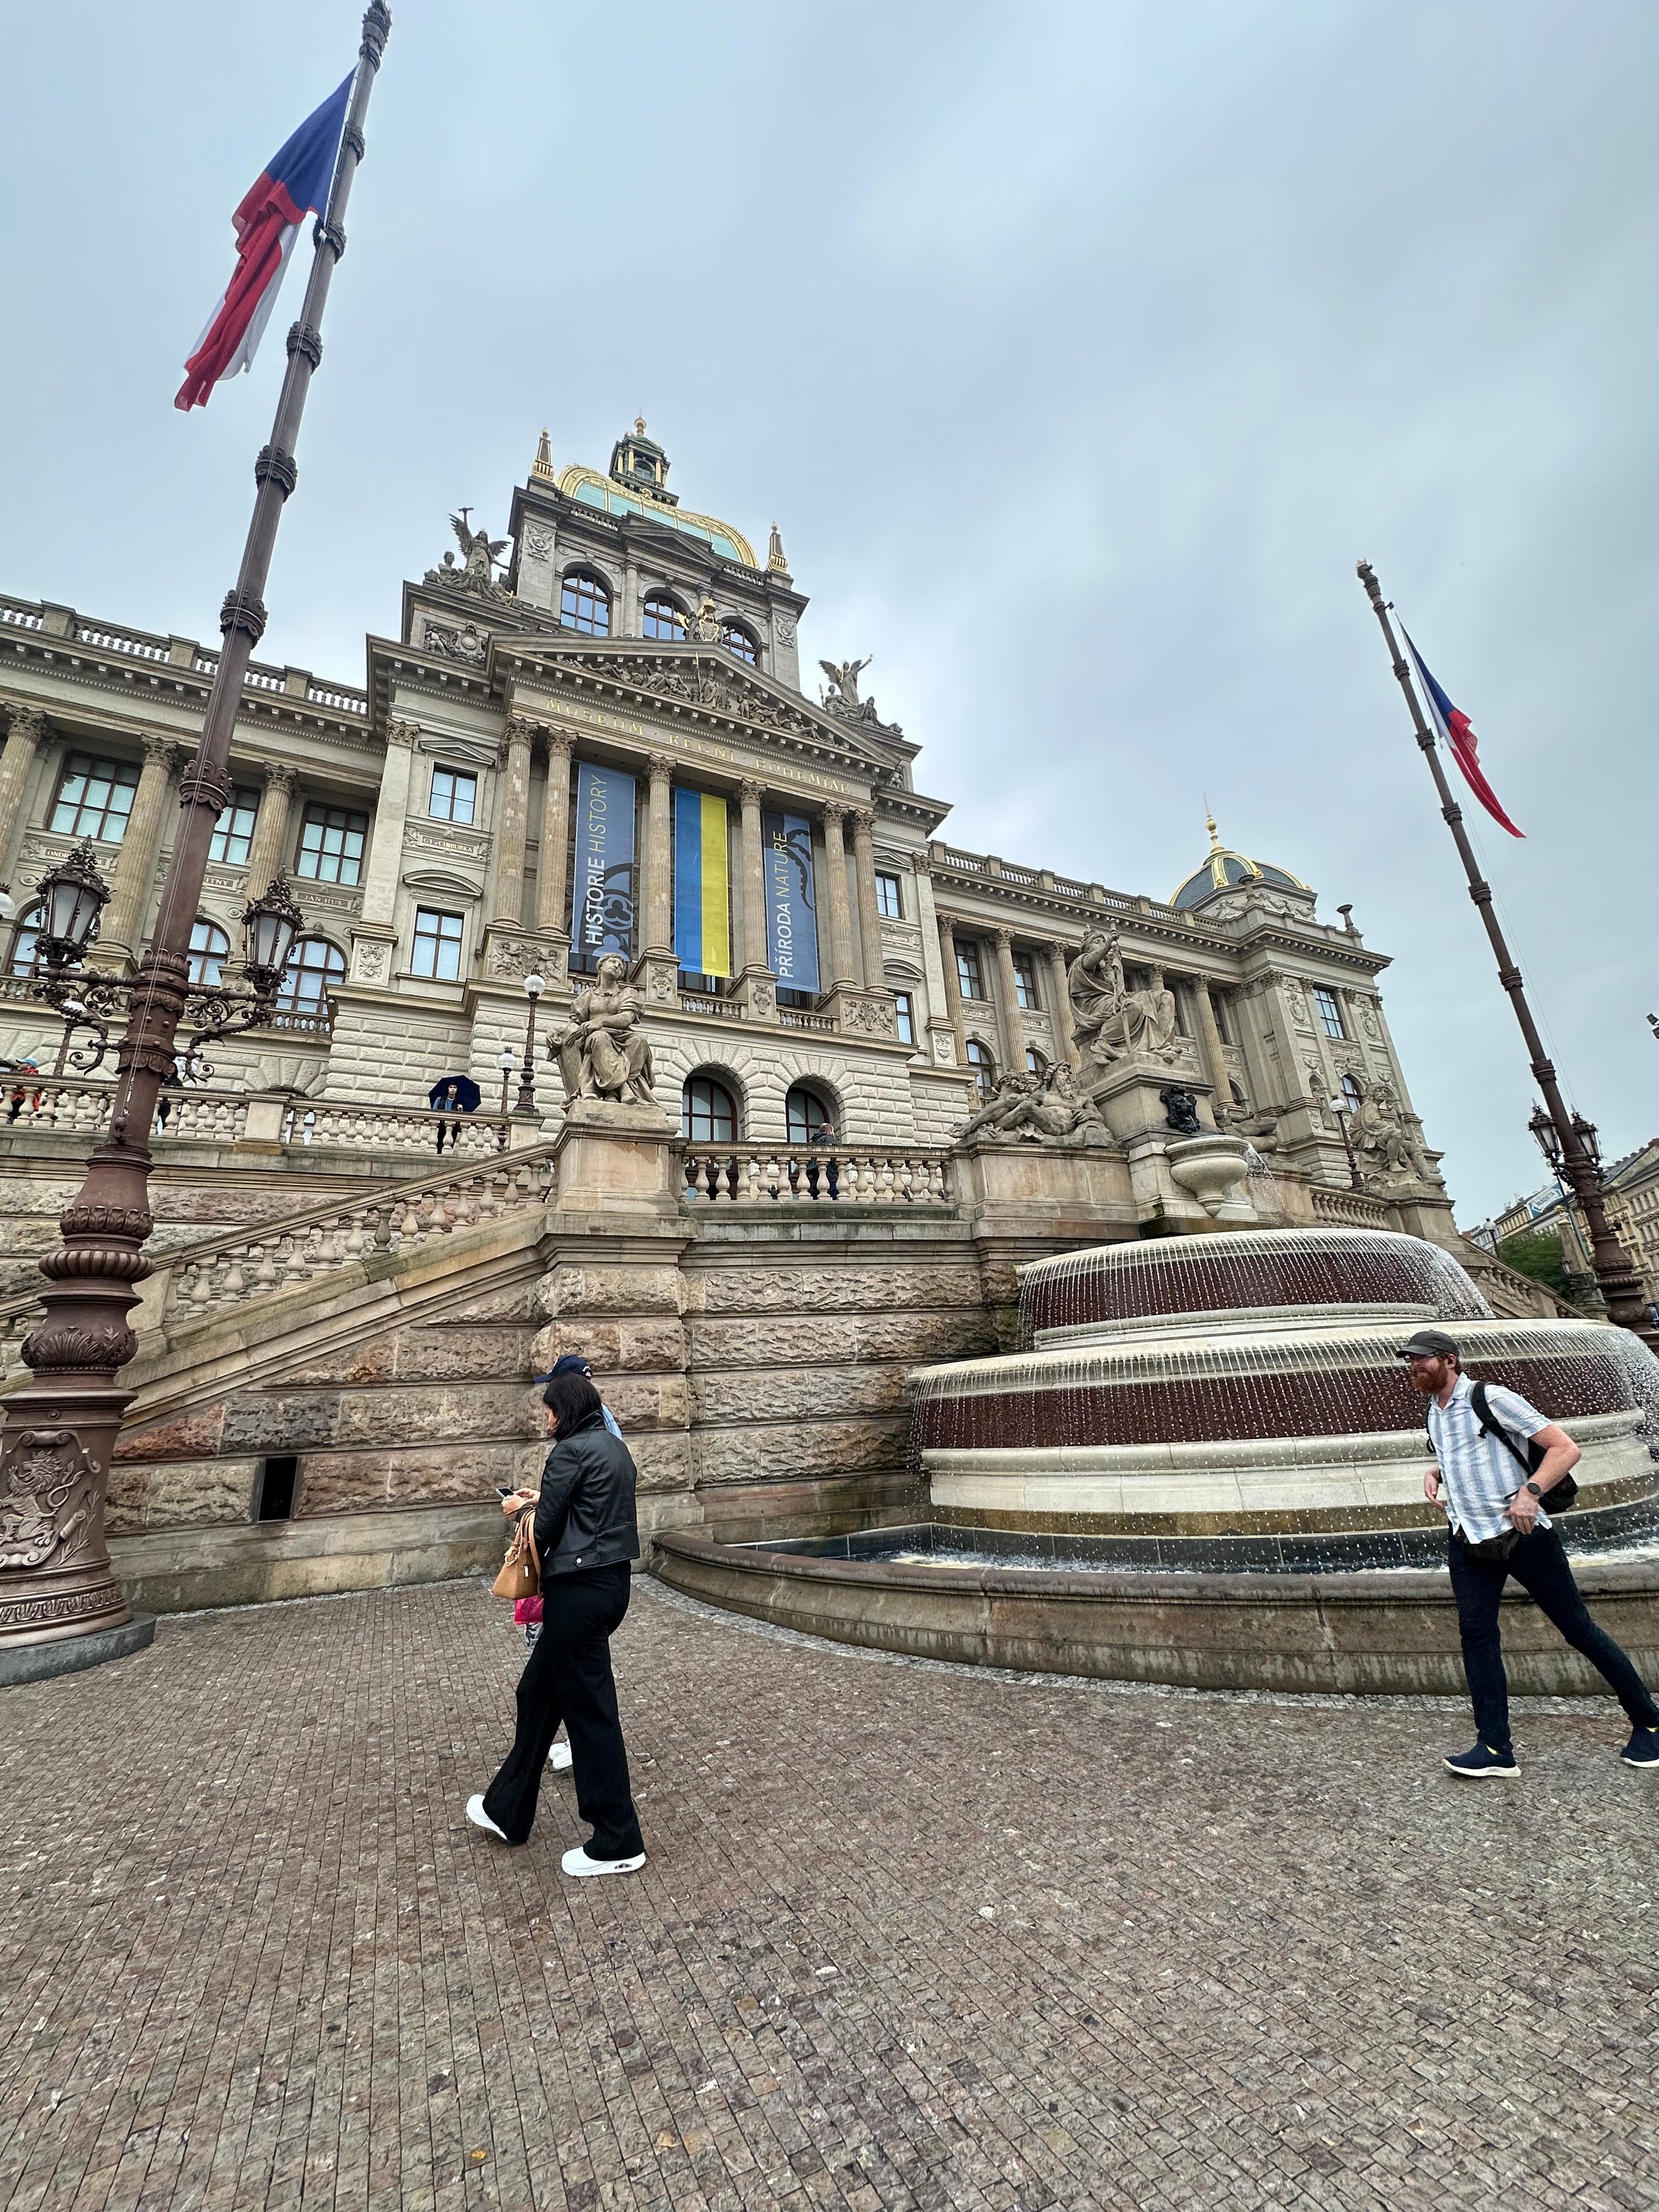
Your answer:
[1355,560,1658,1349]
[0,4,393,1672]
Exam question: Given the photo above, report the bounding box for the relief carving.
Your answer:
[0,1427,101,1571]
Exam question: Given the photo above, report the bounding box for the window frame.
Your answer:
[187,917,231,986]
[208,785,260,867]
[642,593,688,642]
[893,990,915,1047]
[1311,986,1347,1040]
[295,801,369,888]
[956,941,985,1001]
[48,751,140,843]
[874,871,903,921]
[1012,949,1040,1011]
[681,1074,737,1143]
[275,934,346,1013]
[7,902,42,979]
[560,570,612,637]
[410,906,466,982]
[1025,1046,1047,1077]
[785,1085,834,1147]
[428,766,478,826]
[719,620,758,665]
[1339,1072,1365,1115]
[965,1037,995,1103]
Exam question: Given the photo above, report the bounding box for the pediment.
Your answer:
[498,637,899,774]
[400,867,482,899]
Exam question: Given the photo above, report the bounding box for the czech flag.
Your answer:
[176,73,354,411]
[1400,629,1524,839]
[673,789,732,978]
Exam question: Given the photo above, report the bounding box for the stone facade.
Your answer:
[0,426,1469,1612]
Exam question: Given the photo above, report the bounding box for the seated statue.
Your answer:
[1067,928,1178,1065]
[1351,1079,1423,1181]
[548,952,656,1108]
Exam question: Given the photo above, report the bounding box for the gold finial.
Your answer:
[767,521,788,573]
[531,427,554,482]
[1205,804,1223,854]
[634,414,647,437]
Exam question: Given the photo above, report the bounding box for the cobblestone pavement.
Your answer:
[3,1577,1656,2212]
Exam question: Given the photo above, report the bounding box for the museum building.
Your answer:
[0,425,1559,1615]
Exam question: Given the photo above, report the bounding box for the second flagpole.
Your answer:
[1356,558,1657,1349]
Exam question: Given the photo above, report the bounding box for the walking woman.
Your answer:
[466,1370,647,1875]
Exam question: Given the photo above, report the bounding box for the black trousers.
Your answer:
[483,1564,644,1854]
[1447,1524,1659,1751]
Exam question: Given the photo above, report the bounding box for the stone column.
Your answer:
[1189,974,1232,1104]
[0,706,46,889]
[992,926,1024,1069]
[938,913,969,1066]
[733,778,775,1019]
[821,804,856,989]
[244,761,296,895]
[851,808,884,990]
[347,717,415,985]
[492,714,535,928]
[645,751,674,957]
[1046,941,1079,1067]
[535,732,573,934]
[96,734,177,964]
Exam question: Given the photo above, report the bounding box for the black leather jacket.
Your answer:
[530,1407,640,1579]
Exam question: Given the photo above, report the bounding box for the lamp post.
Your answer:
[515,972,545,1118]
[1333,1089,1363,1192]
[1528,1103,1615,1307]
[497,1045,517,1122]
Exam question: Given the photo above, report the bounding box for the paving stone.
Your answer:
[2,1578,1657,2211]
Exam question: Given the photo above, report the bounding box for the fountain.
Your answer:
[652,1227,1659,1696]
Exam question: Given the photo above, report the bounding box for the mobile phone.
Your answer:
[495,1485,515,1498]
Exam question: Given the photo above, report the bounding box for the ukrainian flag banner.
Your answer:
[672,787,731,977]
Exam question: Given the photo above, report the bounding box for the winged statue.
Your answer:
[450,509,509,585]
[819,656,871,709]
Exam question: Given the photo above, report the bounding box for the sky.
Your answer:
[3,1,1655,1221]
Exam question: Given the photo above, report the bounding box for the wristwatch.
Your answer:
[1523,1481,1544,1499]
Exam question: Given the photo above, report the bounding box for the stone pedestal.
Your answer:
[549,1098,681,1220]
[1080,1056,1217,1144]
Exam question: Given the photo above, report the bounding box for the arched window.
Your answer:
[681,1074,736,1142]
[561,571,611,636]
[1024,1047,1047,1077]
[276,935,346,1013]
[188,918,230,986]
[1339,1073,1364,1115]
[786,1085,835,1146]
[7,902,42,979]
[1229,1077,1249,1108]
[720,621,757,665]
[643,594,687,642]
[966,1039,995,1104]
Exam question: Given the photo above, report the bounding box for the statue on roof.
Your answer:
[424,509,512,603]
[819,656,871,710]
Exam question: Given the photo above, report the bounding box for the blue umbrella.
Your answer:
[428,1074,481,1112]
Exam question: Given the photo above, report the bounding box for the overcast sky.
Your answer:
[3,2,1655,1220]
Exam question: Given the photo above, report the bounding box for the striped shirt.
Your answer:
[1424,1375,1552,1545]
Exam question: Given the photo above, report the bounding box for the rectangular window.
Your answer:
[296,802,368,886]
[1012,950,1040,1011]
[956,941,984,1000]
[48,752,139,842]
[411,907,464,980]
[1312,986,1346,1040]
[894,990,915,1046]
[208,786,260,866]
[1211,988,1235,1046]
[429,768,477,825]
[875,871,903,919]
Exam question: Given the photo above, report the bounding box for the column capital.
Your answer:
[646,751,675,783]
[822,800,848,831]
[738,777,765,807]
[990,924,1013,950]
[502,714,540,756]
[936,912,957,943]
[262,760,298,795]
[385,718,419,749]
[544,729,574,764]
[2,703,46,743]
[851,806,877,838]
[140,733,178,772]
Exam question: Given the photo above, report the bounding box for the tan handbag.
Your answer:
[491,1509,540,1601]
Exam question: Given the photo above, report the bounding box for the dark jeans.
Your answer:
[483,1565,643,1854]
[1447,1524,1659,1750]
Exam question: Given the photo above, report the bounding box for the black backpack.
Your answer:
[1469,1379,1578,1511]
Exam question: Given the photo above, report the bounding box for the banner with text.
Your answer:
[673,787,731,978]
[761,809,820,993]
[570,760,637,963]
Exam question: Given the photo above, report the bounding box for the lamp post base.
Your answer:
[0,1612,154,1688]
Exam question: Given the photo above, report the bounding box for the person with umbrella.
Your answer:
[428,1072,481,1153]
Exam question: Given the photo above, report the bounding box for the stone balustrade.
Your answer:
[0,1076,251,1143]
[679,1144,953,1206]
[1308,1182,1392,1230]
[280,1099,526,1154]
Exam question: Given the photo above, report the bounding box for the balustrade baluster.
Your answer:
[252,1244,276,1288]
[221,1254,245,1299]
[374,1205,393,1252]
[742,1155,762,1202]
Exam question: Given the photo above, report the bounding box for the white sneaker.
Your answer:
[561,1843,646,1878]
[465,1795,509,1841]
[548,1741,573,1772]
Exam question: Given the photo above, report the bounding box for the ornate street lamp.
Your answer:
[241,874,303,991]
[33,841,110,972]
[515,972,545,1118]
[497,1045,517,1121]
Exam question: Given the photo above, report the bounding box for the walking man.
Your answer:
[1402,1327,1659,1776]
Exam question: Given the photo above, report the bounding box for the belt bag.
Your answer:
[492,1511,540,1601]
[1455,1526,1520,1565]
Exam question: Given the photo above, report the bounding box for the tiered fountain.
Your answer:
[654,1227,1659,1696]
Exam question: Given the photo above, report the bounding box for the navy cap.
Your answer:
[1396,1328,1460,1361]
[532,1353,594,1385]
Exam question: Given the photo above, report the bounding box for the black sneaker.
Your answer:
[1444,1742,1520,1779]
[1620,1726,1659,1769]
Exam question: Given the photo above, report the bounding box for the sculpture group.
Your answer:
[1067,929,1180,1065]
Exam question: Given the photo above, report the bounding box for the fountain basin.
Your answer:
[652,1528,1659,1698]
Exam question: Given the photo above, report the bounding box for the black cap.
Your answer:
[1396,1327,1460,1361]
[532,1353,594,1385]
